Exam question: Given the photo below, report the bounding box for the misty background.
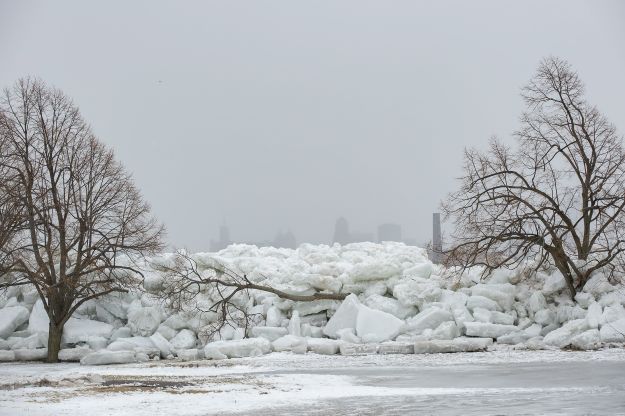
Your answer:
[1,1,624,250]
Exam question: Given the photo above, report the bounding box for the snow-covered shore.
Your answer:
[1,242,624,365]
[2,350,625,415]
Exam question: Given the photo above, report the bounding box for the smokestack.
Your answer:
[432,213,442,263]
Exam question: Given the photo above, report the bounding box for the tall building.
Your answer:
[432,212,442,263]
[273,230,297,249]
[333,217,350,245]
[377,223,402,242]
[210,224,231,252]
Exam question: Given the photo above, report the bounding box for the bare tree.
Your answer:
[0,78,164,362]
[442,57,625,299]
[0,129,24,275]
[154,251,347,341]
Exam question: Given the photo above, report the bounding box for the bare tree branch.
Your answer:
[442,57,625,299]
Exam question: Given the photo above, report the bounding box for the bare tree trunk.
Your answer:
[46,321,63,363]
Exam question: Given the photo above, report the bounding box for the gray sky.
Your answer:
[1,1,625,250]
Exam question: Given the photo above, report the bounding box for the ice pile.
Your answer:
[0,242,624,364]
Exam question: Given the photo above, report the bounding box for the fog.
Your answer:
[1,0,624,250]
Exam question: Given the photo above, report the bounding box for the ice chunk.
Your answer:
[0,306,30,338]
[402,262,433,279]
[542,271,567,295]
[534,309,556,326]
[600,303,625,325]
[528,292,547,315]
[514,337,547,351]
[300,313,328,327]
[265,306,285,327]
[288,311,301,336]
[162,314,189,331]
[87,336,108,351]
[600,318,625,342]
[95,303,117,324]
[413,337,492,354]
[364,281,389,297]
[451,306,474,332]
[364,294,416,319]
[96,299,128,320]
[251,326,288,341]
[571,329,601,350]
[0,339,9,350]
[272,335,308,354]
[439,290,468,309]
[586,303,603,329]
[203,347,227,360]
[472,308,492,323]
[540,323,559,336]
[464,322,519,338]
[14,348,48,361]
[127,306,161,337]
[0,350,15,362]
[598,291,625,307]
[177,349,200,361]
[155,325,177,341]
[170,329,197,350]
[543,319,589,347]
[355,304,404,342]
[393,280,441,308]
[431,321,460,340]
[378,341,414,354]
[143,272,164,293]
[306,338,340,355]
[336,328,362,343]
[574,292,594,308]
[404,308,453,335]
[62,319,114,345]
[149,332,173,358]
[28,300,49,333]
[323,294,361,338]
[81,350,137,365]
[292,300,338,316]
[350,261,401,282]
[466,296,501,312]
[339,343,378,355]
[10,334,43,350]
[583,273,616,297]
[497,332,531,345]
[471,285,514,310]
[524,323,543,338]
[58,347,93,362]
[517,317,532,329]
[203,338,271,358]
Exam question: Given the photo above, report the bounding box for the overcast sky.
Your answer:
[1,1,624,250]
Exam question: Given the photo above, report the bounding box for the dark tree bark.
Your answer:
[0,78,165,362]
[442,57,625,299]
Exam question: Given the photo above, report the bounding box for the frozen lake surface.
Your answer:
[1,349,625,415]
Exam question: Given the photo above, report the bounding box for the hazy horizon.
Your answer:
[2,0,625,250]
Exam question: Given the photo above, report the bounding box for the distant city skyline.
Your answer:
[210,216,426,251]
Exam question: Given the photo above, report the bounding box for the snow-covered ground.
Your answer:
[2,349,625,415]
